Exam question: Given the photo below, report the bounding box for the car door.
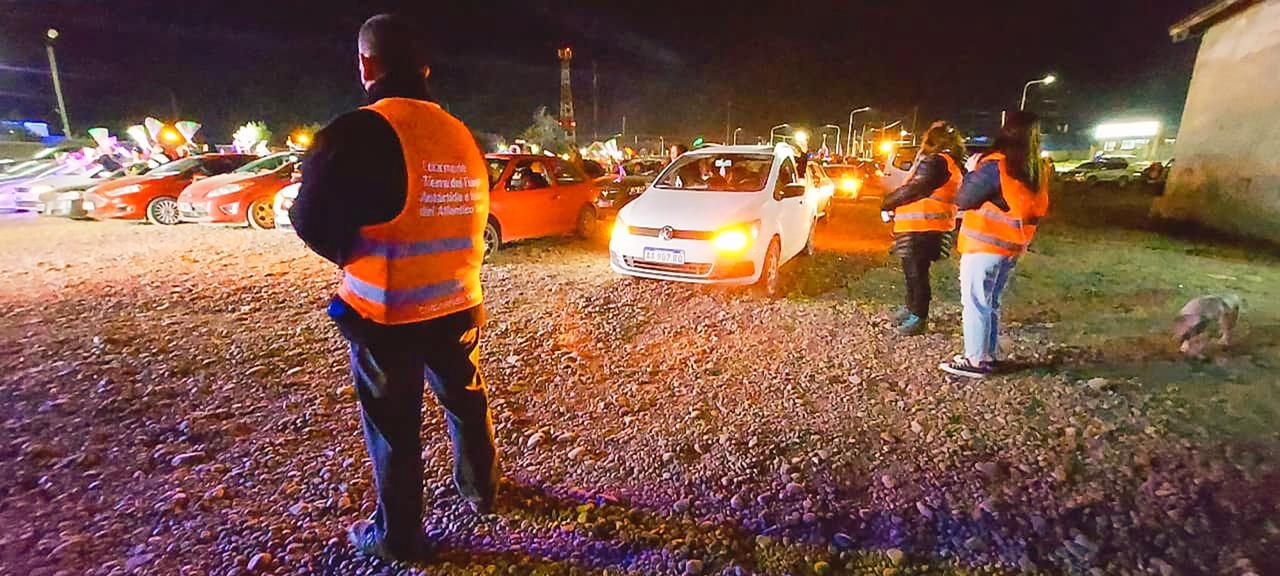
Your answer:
[551,160,592,232]
[773,157,808,259]
[494,158,558,241]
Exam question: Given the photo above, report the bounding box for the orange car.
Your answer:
[482,154,600,258]
[85,154,256,225]
[177,152,300,229]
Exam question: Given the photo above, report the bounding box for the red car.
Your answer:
[177,152,300,229]
[85,154,256,225]
[483,154,601,258]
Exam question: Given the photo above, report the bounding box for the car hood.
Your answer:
[179,172,261,201]
[619,187,766,230]
[88,174,173,195]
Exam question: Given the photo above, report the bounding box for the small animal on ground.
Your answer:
[1172,294,1242,358]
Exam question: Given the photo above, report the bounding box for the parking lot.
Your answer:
[1,192,1277,575]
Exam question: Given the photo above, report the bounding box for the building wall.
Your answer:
[1157,0,1280,243]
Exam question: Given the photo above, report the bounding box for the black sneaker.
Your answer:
[348,520,425,564]
[939,355,992,379]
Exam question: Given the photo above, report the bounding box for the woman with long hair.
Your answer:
[880,121,966,335]
[940,111,1050,378]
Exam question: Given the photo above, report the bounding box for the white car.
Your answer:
[272,182,300,230]
[609,144,819,297]
[1065,158,1138,186]
[10,164,119,212]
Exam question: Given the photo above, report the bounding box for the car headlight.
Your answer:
[208,183,244,198]
[107,184,143,196]
[712,220,760,253]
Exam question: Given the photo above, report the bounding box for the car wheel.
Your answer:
[575,205,597,238]
[1117,176,1130,188]
[1085,176,1098,187]
[483,219,501,261]
[146,196,181,226]
[247,198,275,230]
[755,237,782,298]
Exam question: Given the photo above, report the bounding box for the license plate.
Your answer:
[642,248,685,264]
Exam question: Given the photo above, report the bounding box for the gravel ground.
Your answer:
[0,213,1276,576]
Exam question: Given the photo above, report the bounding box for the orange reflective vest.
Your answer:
[957,152,1050,257]
[893,153,961,234]
[337,98,489,325]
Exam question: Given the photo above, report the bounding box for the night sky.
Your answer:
[1,0,1207,144]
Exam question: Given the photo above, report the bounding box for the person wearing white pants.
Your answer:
[940,111,1050,379]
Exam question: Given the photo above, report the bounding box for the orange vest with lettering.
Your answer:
[957,152,1050,257]
[337,98,489,325]
[893,153,961,234]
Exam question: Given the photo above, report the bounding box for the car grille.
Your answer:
[622,257,712,277]
[627,226,715,240]
[179,202,209,219]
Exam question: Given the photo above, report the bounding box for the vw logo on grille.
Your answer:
[658,226,674,241]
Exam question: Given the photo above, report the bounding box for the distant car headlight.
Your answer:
[839,177,862,197]
[208,183,245,198]
[107,184,143,196]
[712,220,760,253]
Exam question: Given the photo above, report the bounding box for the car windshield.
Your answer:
[1076,162,1099,170]
[655,153,773,192]
[151,157,203,176]
[234,153,293,173]
[486,158,509,187]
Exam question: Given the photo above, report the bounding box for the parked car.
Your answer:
[272,182,300,231]
[823,164,872,203]
[1065,157,1138,186]
[11,162,123,212]
[85,154,256,225]
[802,159,834,219]
[177,152,300,229]
[879,146,920,193]
[609,144,820,297]
[592,158,667,222]
[37,163,153,218]
[482,153,601,259]
[0,160,74,211]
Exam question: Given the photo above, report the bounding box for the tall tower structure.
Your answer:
[557,47,576,143]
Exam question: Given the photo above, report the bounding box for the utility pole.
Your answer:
[621,115,626,141]
[592,60,599,141]
[45,28,71,137]
[725,101,732,145]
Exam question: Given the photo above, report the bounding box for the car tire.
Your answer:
[575,205,597,239]
[247,198,275,230]
[483,219,501,261]
[1085,176,1098,187]
[755,237,783,298]
[1117,176,1130,188]
[146,196,181,226]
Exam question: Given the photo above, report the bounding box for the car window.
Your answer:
[892,149,917,171]
[234,153,295,174]
[508,160,551,191]
[777,158,797,187]
[1077,162,1099,170]
[553,161,586,184]
[486,158,509,187]
[654,153,774,192]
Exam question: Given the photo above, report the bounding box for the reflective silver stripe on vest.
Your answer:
[977,207,1024,229]
[354,237,474,260]
[343,273,464,307]
[961,229,1025,252]
[896,212,953,221]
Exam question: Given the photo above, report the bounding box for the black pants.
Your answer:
[902,255,934,320]
[342,306,498,554]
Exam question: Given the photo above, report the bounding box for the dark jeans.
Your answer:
[343,306,498,554]
[902,255,934,319]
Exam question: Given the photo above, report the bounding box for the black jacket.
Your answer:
[881,151,964,261]
[291,73,483,338]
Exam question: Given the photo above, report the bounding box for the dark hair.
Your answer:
[358,14,427,75]
[921,121,966,168]
[993,111,1042,188]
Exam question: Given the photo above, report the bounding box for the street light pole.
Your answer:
[45,28,71,138]
[821,124,841,156]
[1020,74,1057,111]
[769,123,791,144]
[847,106,870,158]
[732,127,742,145]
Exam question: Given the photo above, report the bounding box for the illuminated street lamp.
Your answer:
[846,106,870,157]
[793,130,809,150]
[1020,74,1057,111]
[45,28,72,137]
[732,127,743,145]
[821,124,841,156]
